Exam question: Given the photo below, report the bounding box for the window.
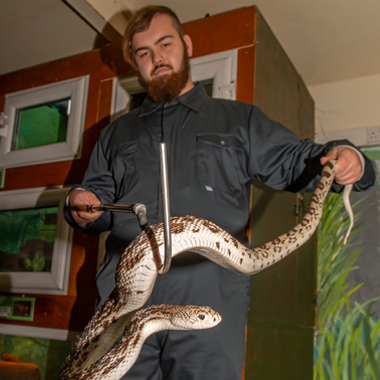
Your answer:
[0,187,73,295]
[12,98,70,151]
[0,76,89,168]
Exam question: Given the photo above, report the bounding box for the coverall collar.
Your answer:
[138,82,206,117]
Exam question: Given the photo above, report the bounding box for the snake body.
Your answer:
[59,305,221,379]
[59,159,352,379]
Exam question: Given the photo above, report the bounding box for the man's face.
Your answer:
[132,13,193,102]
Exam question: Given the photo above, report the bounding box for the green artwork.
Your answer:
[314,188,380,379]
[0,206,58,272]
[12,98,70,151]
[361,145,380,161]
[0,296,35,322]
[0,334,72,380]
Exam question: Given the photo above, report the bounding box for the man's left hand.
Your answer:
[321,147,363,185]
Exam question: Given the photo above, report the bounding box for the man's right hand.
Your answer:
[68,190,103,225]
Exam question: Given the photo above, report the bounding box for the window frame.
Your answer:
[0,76,89,168]
[0,187,73,295]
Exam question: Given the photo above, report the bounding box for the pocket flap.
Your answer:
[196,133,245,150]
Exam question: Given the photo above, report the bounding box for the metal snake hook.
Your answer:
[159,142,172,274]
[88,203,149,229]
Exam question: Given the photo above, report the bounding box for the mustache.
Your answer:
[151,64,173,76]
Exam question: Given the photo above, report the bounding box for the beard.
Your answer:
[137,49,190,104]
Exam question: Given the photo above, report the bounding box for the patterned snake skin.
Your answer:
[59,159,353,379]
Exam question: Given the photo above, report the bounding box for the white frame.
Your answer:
[111,49,238,119]
[0,323,80,342]
[0,76,89,168]
[0,187,73,295]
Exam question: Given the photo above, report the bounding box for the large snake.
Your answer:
[59,159,353,379]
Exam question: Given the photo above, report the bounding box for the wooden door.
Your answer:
[244,11,316,379]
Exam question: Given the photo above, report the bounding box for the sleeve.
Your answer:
[247,106,375,193]
[63,128,116,235]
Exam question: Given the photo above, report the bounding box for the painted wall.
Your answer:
[309,73,380,145]
[310,75,380,378]
[309,74,380,313]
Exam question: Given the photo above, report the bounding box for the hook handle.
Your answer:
[159,142,172,274]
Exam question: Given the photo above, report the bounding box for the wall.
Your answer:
[310,74,380,378]
[0,44,132,336]
[309,72,380,144]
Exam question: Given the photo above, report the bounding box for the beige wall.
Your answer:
[309,73,380,145]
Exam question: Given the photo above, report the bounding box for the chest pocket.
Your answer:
[196,133,248,194]
[109,142,138,200]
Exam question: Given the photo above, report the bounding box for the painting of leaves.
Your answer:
[0,206,58,272]
[314,189,380,379]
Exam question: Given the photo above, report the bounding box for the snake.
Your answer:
[59,159,353,379]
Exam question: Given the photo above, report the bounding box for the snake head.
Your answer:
[171,305,222,330]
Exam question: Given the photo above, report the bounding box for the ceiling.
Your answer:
[0,0,379,87]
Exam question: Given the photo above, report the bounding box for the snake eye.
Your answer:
[198,314,205,320]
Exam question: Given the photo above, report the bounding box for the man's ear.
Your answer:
[183,34,193,57]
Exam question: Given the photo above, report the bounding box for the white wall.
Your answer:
[309,73,380,145]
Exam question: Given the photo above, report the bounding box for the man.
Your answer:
[64,6,375,380]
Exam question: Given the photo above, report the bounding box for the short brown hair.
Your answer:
[123,6,184,70]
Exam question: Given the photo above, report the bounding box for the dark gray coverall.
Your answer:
[64,83,375,380]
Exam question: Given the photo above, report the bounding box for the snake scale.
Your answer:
[59,159,353,379]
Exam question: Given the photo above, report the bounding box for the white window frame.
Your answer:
[0,323,80,341]
[0,76,89,168]
[0,187,73,295]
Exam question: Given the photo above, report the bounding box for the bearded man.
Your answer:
[64,5,374,380]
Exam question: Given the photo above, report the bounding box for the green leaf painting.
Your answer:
[24,252,45,272]
[0,207,57,254]
[314,192,380,379]
[0,206,57,272]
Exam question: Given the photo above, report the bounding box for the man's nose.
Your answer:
[152,50,164,66]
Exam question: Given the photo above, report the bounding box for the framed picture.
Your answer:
[0,296,35,322]
[0,187,73,295]
[0,76,89,168]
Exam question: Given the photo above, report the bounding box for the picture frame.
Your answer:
[0,296,35,322]
[0,187,73,295]
[0,75,89,168]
